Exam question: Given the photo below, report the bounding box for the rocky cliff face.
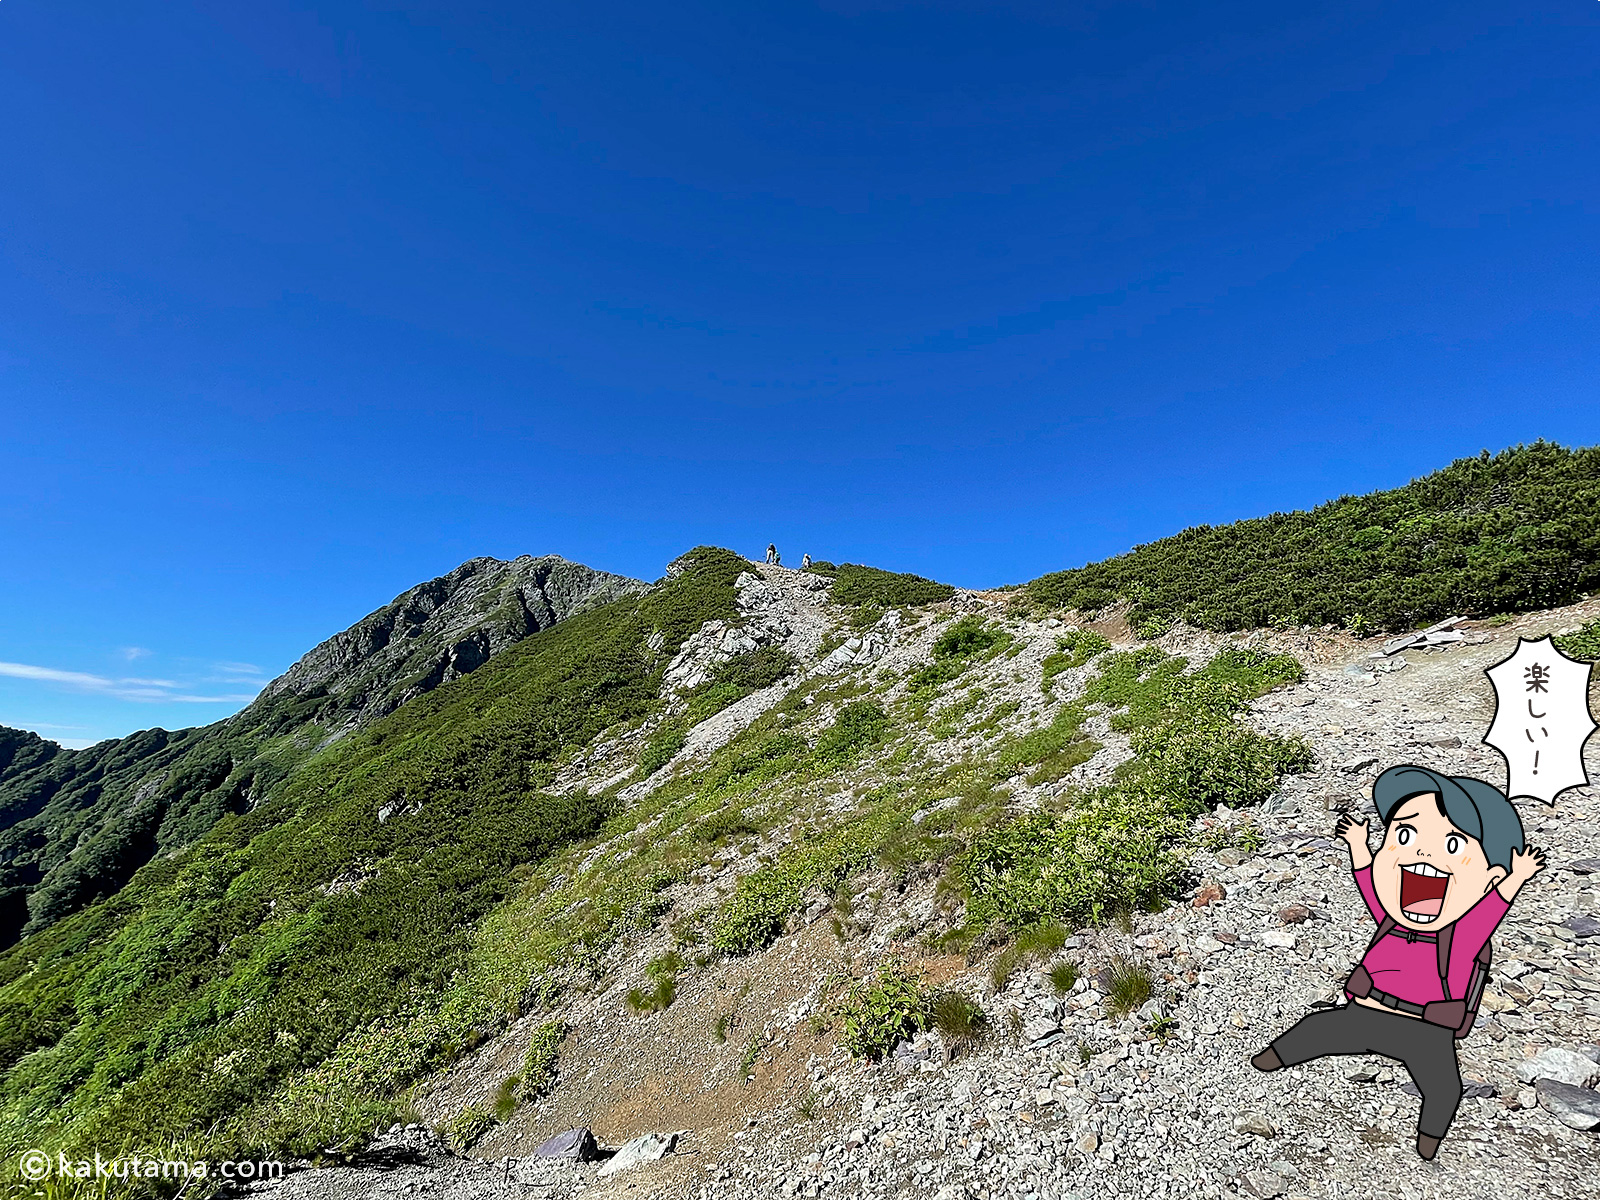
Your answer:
[0,554,644,947]
[254,555,645,737]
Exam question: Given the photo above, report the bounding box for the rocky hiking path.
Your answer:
[248,587,1600,1200]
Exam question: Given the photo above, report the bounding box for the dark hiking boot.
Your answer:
[1250,1047,1283,1072]
[1416,1133,1441,1161]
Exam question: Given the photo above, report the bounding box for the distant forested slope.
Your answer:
[1026,442,1600,634]
[0,555,640,948]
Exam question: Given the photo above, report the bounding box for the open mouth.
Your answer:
[1399,862,1450,922]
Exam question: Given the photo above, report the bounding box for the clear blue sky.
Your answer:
[2,2,1598,747]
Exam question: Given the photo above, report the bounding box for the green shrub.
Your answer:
[710,822,877,955]
[1555,618,1600,662]
[835,961,931,1060]
[960,794,1187,930]
[990,702,1097,785]
[813,700,891,764]
[1025,442,1600,633]
[957,645,1310,929]
[906,659,966,694]
[934,617,1005,659]
[639,726,686,775]
[698,807,759,842]
[446,1105,494,1150]
[684,647,799,724]
[830,564,954,608]
[739,1033,765,1077]
[520,1020,565,1099]
[1047,960,1079,996]
[705,732,807,793]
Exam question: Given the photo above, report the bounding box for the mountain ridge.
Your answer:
[0,553,642,947]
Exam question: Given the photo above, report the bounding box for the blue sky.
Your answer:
[2,1,1598,747]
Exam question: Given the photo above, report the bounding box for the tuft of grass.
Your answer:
[930,990,987,1059]
[1103,957,1154,1020]
[797,1087,821,1119]
[1047,960,1079,996]
[1014,920,1069,960]
[698,807,759,842]
[988,944,1022,994]
[739,1033,766,1078]
[626,951,684,1014]
[492,1075,520,1122]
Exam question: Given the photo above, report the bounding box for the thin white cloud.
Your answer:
[119,646,152,661]
[0,662,111,688]
[0,660,263,704]
[212,661,265,676]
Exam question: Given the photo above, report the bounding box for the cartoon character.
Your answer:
[1250,764,1546,1160]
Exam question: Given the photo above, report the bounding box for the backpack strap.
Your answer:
[1435,924,1454,1001]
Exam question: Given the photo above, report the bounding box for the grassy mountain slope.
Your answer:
[0,548,744,1173]
[0,556,639,950]
[1025,441,1600,634]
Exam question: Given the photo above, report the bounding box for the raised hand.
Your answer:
[1334,811,1372,870]
[1498,844,1547,901]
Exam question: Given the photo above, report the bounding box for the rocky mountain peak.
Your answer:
[252,554,645,735]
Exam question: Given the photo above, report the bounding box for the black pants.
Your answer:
[1271,1003,1462,1139]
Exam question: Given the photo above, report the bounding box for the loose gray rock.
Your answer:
[1516,1047,1600,1089]
[1536,1079,1600,1131]
[535,1128,600,1161]
[1233,1112,1277,1138]
[597,1132,677,1177]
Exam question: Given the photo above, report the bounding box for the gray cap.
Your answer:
[1372,764,1526,872]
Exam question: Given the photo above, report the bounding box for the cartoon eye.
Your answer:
[1396,827,1413,846]
[1446,834,1463,855]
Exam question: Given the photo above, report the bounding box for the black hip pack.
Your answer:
[1344,916,1492,1039]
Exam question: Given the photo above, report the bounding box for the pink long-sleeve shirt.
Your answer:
[1347,865,1509,1005]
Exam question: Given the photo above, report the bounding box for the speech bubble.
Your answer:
[1483,635,1597,806]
